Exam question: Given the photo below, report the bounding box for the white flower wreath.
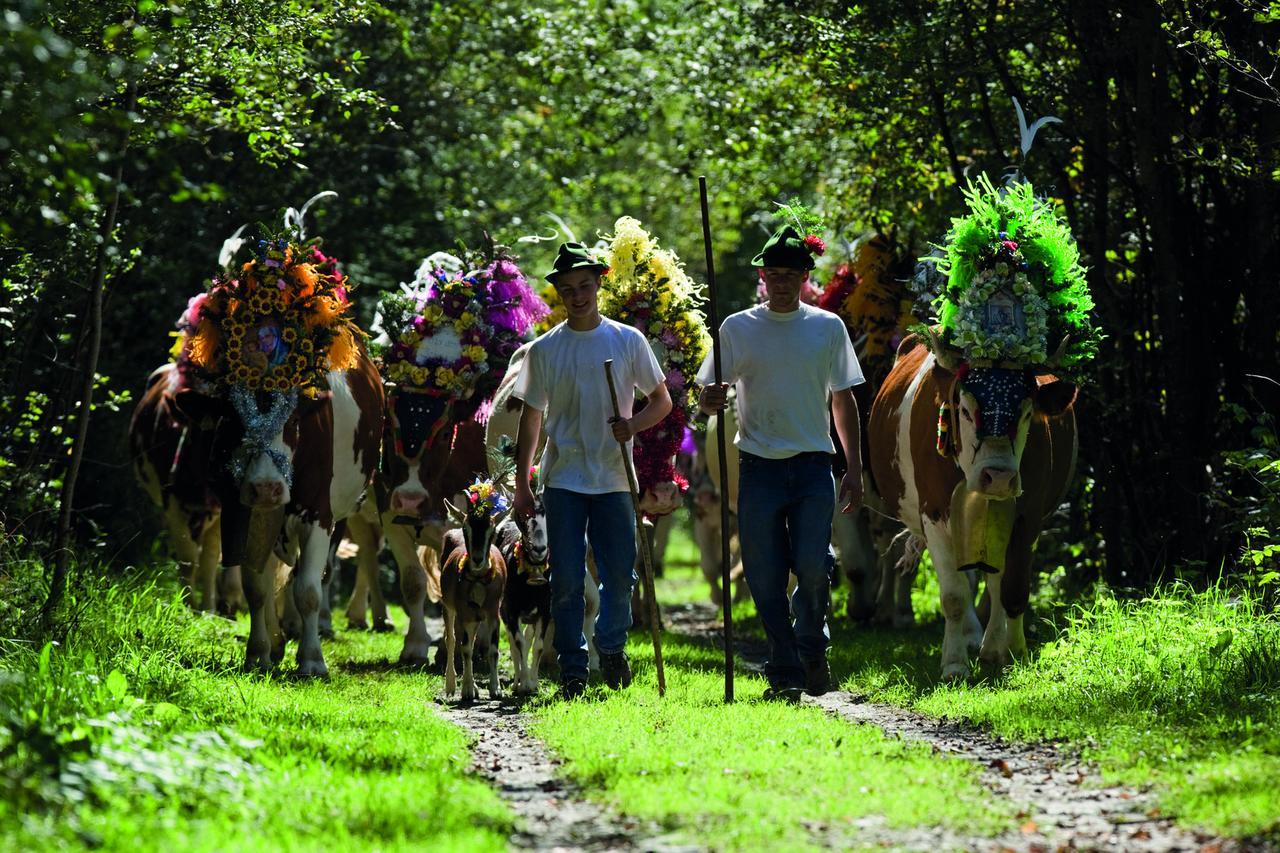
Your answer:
[952,266,1049,363]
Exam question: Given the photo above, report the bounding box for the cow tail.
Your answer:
[423,545,443,604]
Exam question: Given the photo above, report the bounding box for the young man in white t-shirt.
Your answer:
[698,225,864,702]
[513,242,672,699]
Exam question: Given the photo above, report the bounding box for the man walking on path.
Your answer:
[513,242,672,700]
[698,225,864,702]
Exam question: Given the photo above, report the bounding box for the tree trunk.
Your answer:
[41,84,135,625]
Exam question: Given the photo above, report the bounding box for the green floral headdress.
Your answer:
[923,175,1099,370]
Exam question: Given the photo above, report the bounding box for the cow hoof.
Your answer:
[347,617,369,631]
[243,652,275,674]
[940,662,970,682]
[399,647,432,668]
[319,625,335,640]
[373,618,396,633]
[295,660,330,679]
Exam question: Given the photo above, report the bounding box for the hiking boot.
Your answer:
[803,657,831,696]
[558,677,587,701]
[600,651,632,690]
[762,684,804,704]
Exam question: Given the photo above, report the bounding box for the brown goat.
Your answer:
[439,499,510,702]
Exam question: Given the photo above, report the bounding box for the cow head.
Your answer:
[174,385,331,509]
[935,355,1077,501]
[384,386,455,522]
[444,479,512,578]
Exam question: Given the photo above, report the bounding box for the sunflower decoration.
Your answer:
[377,248,549,420]
[176,237,362,393]
[920,174,1099,371]
[598,216,712,501]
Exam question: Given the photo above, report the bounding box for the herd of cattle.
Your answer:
[131,310,1077,689]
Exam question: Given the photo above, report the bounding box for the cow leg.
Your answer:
[486,619,501,698]
[217,520,248,616]
[528,621,546,694]
[292,524,331,678]
[460,622,478,703]
[317,541,336,640]
[508,621,529,695]
[924,520,980,682]
[388,526,433,665]
[164,500,202,608]
[346,511,392,631]
[834,505,877,623]
[195,517,221,613]
[443,604,458,697]
[241,509,285,672]
[892,539,919,628]
[978,570,1011,671]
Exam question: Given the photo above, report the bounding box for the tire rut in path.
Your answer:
[665,601,1262,853]
[438,695,700,853]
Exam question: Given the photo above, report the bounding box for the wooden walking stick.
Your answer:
[699,175,735,703]
[603,358,666,697]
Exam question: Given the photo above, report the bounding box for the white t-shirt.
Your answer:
[514,317,666,494]
[696,302,864,459]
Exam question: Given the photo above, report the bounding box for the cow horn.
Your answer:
[1035,335,1071,374]
[922,325,962,372]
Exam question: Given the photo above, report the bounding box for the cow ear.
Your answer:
[1033,380,1077,417]
[171,388,229,424]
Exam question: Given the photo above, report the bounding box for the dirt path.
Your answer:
[664,601,1258,853]
[424,611,699,852]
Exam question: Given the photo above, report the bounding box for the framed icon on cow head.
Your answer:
[982,289,1025,336]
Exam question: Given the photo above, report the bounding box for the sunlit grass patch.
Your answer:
[827,582,1280,839]
[529,632,1014,851]
[0,563,511,852]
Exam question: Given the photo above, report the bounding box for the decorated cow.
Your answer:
[130,361,243,613]
[369,248,550,665]
[173,234,383,675]
[869,175,1098,679]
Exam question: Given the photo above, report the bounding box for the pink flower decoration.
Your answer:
[1002,240,1019,253]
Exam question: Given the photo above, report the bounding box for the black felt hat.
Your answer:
[752,225,816,270]
[545,241,609,283]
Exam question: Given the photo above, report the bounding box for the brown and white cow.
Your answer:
[869,334,1077,679]
[175,349,384,675]
[368,389,490,665]
[130,363,246,614]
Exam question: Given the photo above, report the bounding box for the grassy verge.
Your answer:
[826,585,1280,839]
[661,517,1280,840]
[528,630,1015,851]
[0,560,511,852]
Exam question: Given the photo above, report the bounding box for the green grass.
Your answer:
[528,630,1014,850]
[659,517,1280,840]
[0,562,511,852]
[820,582,1280,839]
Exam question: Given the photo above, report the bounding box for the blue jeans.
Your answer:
[544,487,638,682]
[737,451,836,688]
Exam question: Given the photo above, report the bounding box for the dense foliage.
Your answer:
[2,0,1278,595]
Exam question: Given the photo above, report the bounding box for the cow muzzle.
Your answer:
[242,477,288,509]
[975,466,1020,499]
[390,488,428,520]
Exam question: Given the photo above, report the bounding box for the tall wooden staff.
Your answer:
[699,175,735,703]
[604,359,667,697]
